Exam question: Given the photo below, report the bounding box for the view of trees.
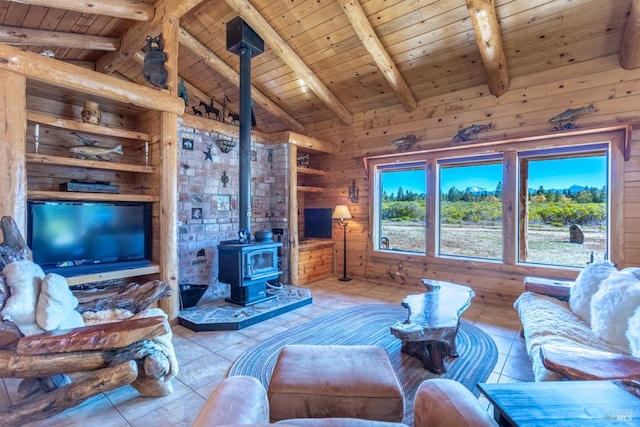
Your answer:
[382,183,607,227]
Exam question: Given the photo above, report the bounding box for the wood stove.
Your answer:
[218,240,282,306]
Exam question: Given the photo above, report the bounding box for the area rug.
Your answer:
[230,303,498,426]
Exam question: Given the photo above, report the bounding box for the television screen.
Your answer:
[304,208,333,239]
[27,200,152,276]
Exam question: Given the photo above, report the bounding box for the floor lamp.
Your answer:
[333,205,352,282]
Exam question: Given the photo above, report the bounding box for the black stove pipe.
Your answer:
[238,46,252,233]
[227,17,264,237]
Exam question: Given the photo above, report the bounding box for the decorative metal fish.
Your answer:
[452,122,492,143]
[392,134,416,151]
[69,144,123,160]
[549,104,595,130]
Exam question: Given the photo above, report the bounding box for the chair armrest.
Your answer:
[523,276,573,300]
[413,379,496,427]
[193,376,269,427]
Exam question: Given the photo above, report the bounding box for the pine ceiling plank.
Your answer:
[179,26,305,132]
[224,0,353,125]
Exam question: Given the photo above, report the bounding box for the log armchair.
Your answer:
[0,216,177,426]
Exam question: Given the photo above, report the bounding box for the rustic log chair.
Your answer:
[0,216,176,426]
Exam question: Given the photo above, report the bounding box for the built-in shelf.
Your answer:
[297,186,325,193]
[297,167,326,176]
[27,111,152,141]
[26,153,156,173]
[27,190,159,202]
[65,264,161,286]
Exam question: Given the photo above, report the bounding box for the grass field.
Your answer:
[380,222,605,267]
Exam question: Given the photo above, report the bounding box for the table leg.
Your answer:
[400,340,450,374]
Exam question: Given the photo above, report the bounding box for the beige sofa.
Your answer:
[192,375,497,427]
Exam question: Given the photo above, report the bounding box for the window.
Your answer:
[438,156,503,260]
[366,127,625,273]
[518,145,608,268]
[374,163,426,253]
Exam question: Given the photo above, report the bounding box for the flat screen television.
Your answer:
[27,200,152,277]
[304,208,333,239]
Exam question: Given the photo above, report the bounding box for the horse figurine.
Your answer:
[192,106,203,116]
[228,111,240,125]
[199,101,220,120]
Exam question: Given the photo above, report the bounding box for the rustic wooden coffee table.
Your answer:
[390,279,474,374]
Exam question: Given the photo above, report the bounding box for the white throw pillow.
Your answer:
[590,270,640,352]
[628,306,640,357]
[36,273,84,331]
[0,260,45,336]
[569,260,616,324]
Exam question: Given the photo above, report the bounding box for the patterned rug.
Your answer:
[230,303,498,426]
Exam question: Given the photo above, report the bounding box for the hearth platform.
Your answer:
[177,284,312,331]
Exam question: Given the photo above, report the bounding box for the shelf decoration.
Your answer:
[216,138,236,153]
[452,124,492,143]
[348,179,359,203]
[81,101,101,125]
[34,124,40,153]
[549,104,595,131]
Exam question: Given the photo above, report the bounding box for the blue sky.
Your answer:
[382,156,607,196]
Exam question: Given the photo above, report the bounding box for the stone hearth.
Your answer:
[177,284,312,331]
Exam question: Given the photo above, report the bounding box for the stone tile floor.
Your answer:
[0,277,533,426]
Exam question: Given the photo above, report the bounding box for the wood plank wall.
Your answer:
[303,54,640,306]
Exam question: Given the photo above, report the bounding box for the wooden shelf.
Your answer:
[297,167,326,176]
[65,264,161,286]
[297,186,325,193]
[26,153,156,173]
[27,111,152,141]
[27,190,159,202]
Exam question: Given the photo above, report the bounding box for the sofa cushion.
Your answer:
[569,261,616,324]
[0,260,45,336]
[514,291,624,381]
[627,307,640,357]
[590,271,640,352]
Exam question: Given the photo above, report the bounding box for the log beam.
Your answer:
[338,0,417,112]
[0,44,184,114]
[179,27,305,133]
[8,0,154,21]
[620,0,640,69]
[0,25,120,51]
[224,0,353,126]
[465,0,509,96]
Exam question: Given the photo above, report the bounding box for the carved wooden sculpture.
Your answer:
[0,216,176,426]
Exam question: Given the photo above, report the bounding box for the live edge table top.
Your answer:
[477,380,640,426]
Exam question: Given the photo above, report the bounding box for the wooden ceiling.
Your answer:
[1,0,638,134]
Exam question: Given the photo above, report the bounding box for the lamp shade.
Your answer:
[332,205,352,221]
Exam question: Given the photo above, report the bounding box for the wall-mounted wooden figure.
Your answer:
[143,36,168,89]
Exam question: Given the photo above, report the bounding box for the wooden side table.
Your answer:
[477,380,640,426]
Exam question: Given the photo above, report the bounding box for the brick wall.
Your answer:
[177,125,290,294]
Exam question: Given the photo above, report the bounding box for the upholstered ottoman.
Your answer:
[267,345,405,423]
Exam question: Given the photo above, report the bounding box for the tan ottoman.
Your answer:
[267,345,405,422]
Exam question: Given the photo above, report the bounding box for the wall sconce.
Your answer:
[348,179,359,203]
[332,205,352,282]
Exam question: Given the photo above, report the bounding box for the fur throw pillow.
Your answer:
[590,270,640,352]
[36,273,84,331]
[628,306,640,358]
[0,260,45,336]
[569,260,616,324]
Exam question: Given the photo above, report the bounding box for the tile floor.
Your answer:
[1,277,533,426]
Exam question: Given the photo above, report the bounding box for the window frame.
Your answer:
[365,126,627,277]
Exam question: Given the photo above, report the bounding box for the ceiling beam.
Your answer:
[224,0,353,126]
[163,0,205,18]
[465,0,509,97]
[620,0,640,69]
[179,27,305,133]
[338,0,417,112]
[9,0,154,21]
[0,25,120,51]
